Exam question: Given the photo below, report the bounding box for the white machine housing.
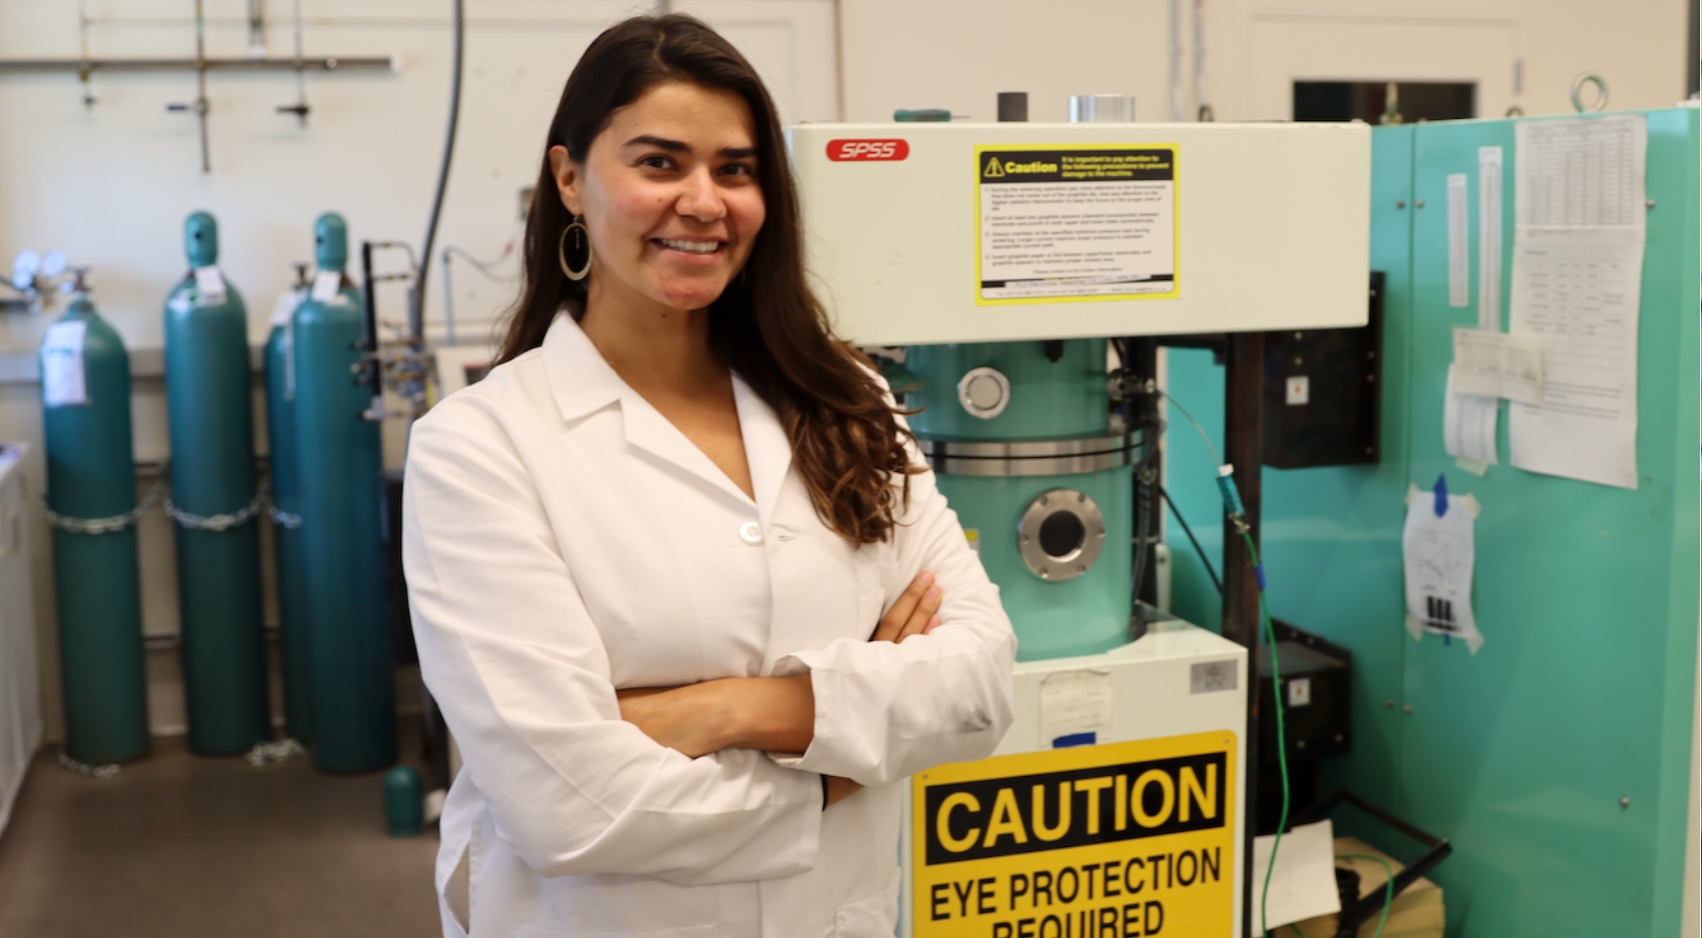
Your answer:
[899,620,1249,938]
[788,121,1371,346]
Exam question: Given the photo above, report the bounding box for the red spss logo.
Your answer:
[826,139,910,161]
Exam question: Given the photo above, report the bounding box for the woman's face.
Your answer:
[549,81,766,314]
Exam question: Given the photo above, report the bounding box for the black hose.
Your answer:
[1160,483,1224,597]
[412,0,465,342]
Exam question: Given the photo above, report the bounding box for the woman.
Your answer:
[403,14,1015,938]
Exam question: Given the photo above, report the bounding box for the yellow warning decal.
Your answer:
[973,143,1180,306]
[913,732,1236,937]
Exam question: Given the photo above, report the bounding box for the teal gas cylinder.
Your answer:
[293,213,396,773]
[163,211,271,755]
[905,339,1139,661]
[40,271,150,765]
[265,264,312,743]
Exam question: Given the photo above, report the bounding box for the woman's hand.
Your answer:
[824,774,861,807]
[871,570,943,644]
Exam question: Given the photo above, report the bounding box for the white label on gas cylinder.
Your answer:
[193,266,226,303]
[41,320,89,407]
[271,288,305,327]
[311,271,342,303]
[976,146,1178,303]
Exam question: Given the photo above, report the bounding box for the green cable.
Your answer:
[1245,531,1289,937]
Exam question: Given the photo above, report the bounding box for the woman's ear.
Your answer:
[547,145,583,215]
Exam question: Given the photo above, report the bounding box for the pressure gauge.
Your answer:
[11,250,39,292]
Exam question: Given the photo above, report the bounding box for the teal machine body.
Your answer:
[1166,109,1700,937]
[292,213,395,773]
[163,211,270,755]
[903,339,1140,661]
[264,266,312,743]
[40,273,151,766]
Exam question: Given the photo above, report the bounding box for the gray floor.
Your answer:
[0,735,441,937]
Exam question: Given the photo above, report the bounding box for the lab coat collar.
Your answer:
[541,312,623,423]
[541,311,792,518]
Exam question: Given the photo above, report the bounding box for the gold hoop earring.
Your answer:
[558,215,591,281]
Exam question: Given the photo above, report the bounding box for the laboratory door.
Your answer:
[1245,12,1520,121]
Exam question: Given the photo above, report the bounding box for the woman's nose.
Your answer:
[674,168,726,222]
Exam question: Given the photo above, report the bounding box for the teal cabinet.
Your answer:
[1167,109,1698,937]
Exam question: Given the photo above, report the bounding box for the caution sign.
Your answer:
[913,732,1235,937]
[975,146,1179,304]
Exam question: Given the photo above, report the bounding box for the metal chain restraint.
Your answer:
[163,477,271,532]
[43,476,299,535]
[57,750,121,779]
[41,482,165,534]
[245,737,306,766]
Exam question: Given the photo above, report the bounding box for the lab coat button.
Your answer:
[739,521,764,545]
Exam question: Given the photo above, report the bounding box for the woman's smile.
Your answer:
[655,238,723,255]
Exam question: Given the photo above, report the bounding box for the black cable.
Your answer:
[412,0,465,341]
[1159,483,1223,597]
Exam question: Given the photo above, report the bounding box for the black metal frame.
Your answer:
[1290,787,1454,938]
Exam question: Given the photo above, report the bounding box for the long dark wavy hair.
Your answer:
[497,14,916,545]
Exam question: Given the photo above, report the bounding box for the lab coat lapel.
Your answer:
[542,312,764,508]
[732,376,792,523]
[617,391,754,506]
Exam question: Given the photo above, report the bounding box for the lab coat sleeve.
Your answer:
[773,403,1018,787]
[403,395,822,886]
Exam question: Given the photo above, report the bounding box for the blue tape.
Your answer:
[1433,474,1449,517]
[1052,732,1097,749]
[1255,564,1266,592]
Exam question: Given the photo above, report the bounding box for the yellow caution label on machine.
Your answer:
[974,144,1180,306]
[913,732,1236,937]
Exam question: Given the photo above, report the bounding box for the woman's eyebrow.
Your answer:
[623,134,757,160]
[625,134,689,152]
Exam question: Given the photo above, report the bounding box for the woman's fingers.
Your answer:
[894,585,942,643]
[873,570,935,642]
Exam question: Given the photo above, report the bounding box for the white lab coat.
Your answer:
[402,312,1016,938]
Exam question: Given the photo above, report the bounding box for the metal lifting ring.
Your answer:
[1015,488,1107,583]
[1570,74,1608,113]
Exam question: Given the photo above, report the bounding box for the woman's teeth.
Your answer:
[658,239,720,254]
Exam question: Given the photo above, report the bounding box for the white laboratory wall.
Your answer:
[0,0,1689,745]
[841,0,1690,123]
